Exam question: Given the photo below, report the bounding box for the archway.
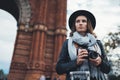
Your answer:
[0,0,19,21]
[4,0,67,80]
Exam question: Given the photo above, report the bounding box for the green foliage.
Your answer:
[102,31,120,53]
[0,69,7,80]
[0,69,4,79]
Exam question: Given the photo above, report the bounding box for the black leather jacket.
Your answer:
[56,39,111,80]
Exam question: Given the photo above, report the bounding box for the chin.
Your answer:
[77,30,86,33]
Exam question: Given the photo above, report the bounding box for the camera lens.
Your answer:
[89,50,98,59]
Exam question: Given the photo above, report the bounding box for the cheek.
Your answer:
[84,24,87,30]
[75,26,79,30]
[75,23,78,27]
[75,23,80,28]
[84,26,87,30]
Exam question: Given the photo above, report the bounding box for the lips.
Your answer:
[78,26,84,29]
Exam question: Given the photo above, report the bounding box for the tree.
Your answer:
[102,26,120,53]
[0,69,4,80]
[0,69,7,80]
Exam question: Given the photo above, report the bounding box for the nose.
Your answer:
[79,20,83,25]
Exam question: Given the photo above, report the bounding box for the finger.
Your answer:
[78,51,88,56]
[77,54,87,59]
[82,51,88,55]
[77,58,85,65]
[78,55,84,59]
[96,61,100,66]
[89,59,101,66]
[89,58,96,62]
[81,50,88,54]
[82,54,88,58]
[78,52,84,56]
[81,48,87,52]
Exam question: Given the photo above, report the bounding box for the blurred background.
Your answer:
[0,0,120,79]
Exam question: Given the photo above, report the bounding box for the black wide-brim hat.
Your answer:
[68,10,96,30]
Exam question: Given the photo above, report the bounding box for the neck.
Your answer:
[78,32,86,36]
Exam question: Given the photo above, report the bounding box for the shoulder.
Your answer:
[63,39,69,44]
[62,39,68,48]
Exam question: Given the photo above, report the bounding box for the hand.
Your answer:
[76,49,88,65]
[89,56,102,66]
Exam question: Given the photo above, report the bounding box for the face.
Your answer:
[75,16,87,33]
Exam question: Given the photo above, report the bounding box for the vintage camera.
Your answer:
[77,46,99,59]
[87,49,99,59]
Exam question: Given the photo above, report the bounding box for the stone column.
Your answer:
[25,24,47,80]
[8,24,33,80]
[52,0,67,79]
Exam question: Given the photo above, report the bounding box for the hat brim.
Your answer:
[68,10,96,30]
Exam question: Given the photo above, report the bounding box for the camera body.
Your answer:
[87,49,99,59]
[77,45,99,59]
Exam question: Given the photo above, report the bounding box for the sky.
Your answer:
[0,10,17,74]
[0,0,120,74]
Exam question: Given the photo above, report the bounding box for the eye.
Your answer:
[76,20,80,23]
[82,20,87,22]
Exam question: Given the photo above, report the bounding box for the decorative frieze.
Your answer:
[46,28,67,36]
[55,28,67,35]
[19,24,33,32]
[28,61,45,70]
[11,62,27,70]
[33,24,47,31]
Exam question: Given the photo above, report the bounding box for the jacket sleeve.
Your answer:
[97,40,111,74]
[56,39,78,75]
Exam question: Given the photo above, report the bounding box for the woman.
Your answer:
[56,10,111,80]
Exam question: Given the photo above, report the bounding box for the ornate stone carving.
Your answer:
[15,0,31,26]
[33,24,48,31]
[55,28,67,35]
[35,63,40,68]
[11,62,27,70]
